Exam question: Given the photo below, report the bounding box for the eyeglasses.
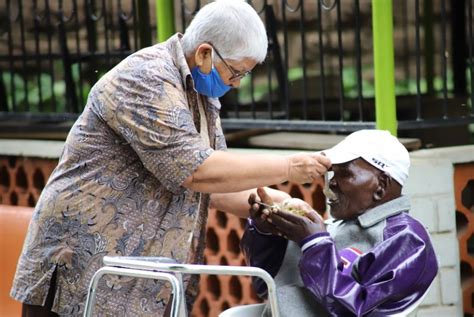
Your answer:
[210,44,251,82]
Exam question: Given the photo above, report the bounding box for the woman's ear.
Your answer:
[373,172,391,201]
[194,43,213,74]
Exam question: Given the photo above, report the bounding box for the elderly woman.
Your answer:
[11,0,330,316]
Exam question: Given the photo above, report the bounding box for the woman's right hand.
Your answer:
[286,153,331,184]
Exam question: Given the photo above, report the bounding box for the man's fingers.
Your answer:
[267,212,298,232]
[248,193,257,205]
[249,202,260,218]
[273,209,306,223]
[305,210,323,223]
[261,208,271,216]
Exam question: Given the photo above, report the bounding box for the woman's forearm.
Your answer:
[183,150,330,193]
[183,151,288,193]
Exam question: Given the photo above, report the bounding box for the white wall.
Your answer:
[405,145,474,317]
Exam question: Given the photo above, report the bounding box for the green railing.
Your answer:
[372,0,397,136]
[156,0,175,42]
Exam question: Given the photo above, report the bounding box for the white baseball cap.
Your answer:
[322,130,410,186]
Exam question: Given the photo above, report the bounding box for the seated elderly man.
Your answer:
[241,129,438,317]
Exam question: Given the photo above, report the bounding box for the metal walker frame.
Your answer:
[84,256,280,317]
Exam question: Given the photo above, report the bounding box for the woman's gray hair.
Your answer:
[181,0,268,63]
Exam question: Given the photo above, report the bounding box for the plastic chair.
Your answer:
[83,256,280,317]
[0,205,34,317]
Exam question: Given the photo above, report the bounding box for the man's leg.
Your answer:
[22,269,59,317]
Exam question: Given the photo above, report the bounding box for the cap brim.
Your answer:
[322,147,359,165]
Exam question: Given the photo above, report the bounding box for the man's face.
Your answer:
[327,158,381,220]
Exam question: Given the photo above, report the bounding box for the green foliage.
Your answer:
[237,64,461,104]
[1,63,92,113]
[342,66,374,98]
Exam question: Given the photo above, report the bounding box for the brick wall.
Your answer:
[454,163,474,316]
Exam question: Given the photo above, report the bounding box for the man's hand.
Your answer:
[248,187,280,235]
[267,200,326,244]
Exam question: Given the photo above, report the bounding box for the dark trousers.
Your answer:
[22,269,59,317]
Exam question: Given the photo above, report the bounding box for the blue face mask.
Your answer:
[191,66,231,98]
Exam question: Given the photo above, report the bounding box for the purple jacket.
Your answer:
[241,196,438,316]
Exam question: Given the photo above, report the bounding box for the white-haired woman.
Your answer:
[11,1,330,316]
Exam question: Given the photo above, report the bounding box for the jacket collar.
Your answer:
[165,33,191,86]
[357,195,411,228]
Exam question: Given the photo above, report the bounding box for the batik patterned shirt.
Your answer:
[11,33,227,316]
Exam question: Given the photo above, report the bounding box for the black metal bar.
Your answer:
[0,71,7,111]
[451,0,467,95]
[118,5,131,51]
[281,1,290,119]
[72,0,85,108]
[317,0,326,120]
[263,1,274,119]
[45,0,57,111]
[354,0,363,120]
[136,0,151,48]
[250,73,256,119]
[102,0,111,67]
[398,117,474,129]
[300,0,308,120]
[180,0,186,32]
[132,0,139,50]
[265,65,274,119]
[85,0,98,53]
[57,2,79,113]
[7,0,17,112]
[0,112,79,122]
[1,114,471,133]
[440,0,448,118]
[221,118,376,132]
[336,0,345,120]
[265,5,286,116]
[109,0,116,47]
[33,0,44,112]
[469,0,474,114]
[402,0,410,87]
[84,0,100,85]
[18,0,29,111]
[180,0,201,33]
[415,0,422,120]
[423,0,434,95]
[0,52,134,62]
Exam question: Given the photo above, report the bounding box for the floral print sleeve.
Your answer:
[92,51,213,195]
